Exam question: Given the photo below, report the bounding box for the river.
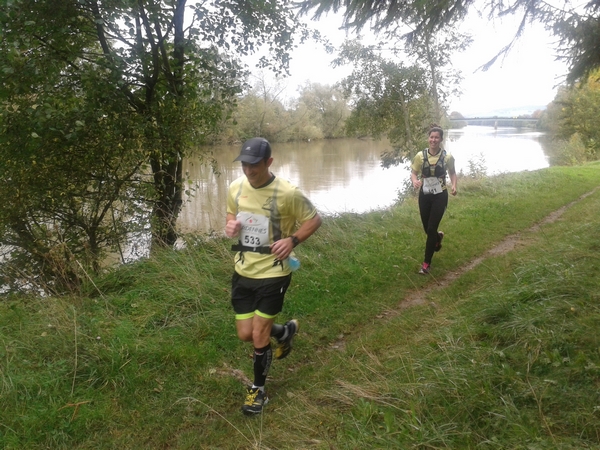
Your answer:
[178,126,549,234]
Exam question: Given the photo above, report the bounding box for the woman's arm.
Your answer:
[449,170,457,196]
[411,170,422,191]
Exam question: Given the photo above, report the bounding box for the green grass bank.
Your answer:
[1,164,600,449]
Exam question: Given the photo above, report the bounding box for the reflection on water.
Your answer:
[447,126,549,175]
[179,127,549,233]
[179,138,405,232]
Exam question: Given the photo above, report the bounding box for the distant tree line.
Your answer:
[540,68,600,165]
[215,76,351,144]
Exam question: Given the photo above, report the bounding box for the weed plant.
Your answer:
[0,165,599,449]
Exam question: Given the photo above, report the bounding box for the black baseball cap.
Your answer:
[234,138,272,164]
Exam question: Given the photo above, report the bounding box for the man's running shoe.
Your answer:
[274,319,299,360]
[435,231,444,252]
[241,387,269,415]
[419,263,430,275]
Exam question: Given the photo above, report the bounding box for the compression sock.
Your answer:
[252,343,273,387]
[270,323,285,340]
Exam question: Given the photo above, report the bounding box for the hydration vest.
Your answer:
[421,149,447,178]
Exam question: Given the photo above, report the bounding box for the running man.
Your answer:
[225,137,322,415]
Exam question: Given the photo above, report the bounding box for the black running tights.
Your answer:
[418,189,448,265]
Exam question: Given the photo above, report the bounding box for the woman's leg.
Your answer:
[418,191,432,234]
[423,190,448,265]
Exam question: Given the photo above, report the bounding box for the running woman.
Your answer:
[410,126,457,275]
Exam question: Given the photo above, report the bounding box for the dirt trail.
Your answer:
[397,187,600,311]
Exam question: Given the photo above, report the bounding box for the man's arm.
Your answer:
[270,213,322,261]
[293,213,322,244]
[225,213,241,238]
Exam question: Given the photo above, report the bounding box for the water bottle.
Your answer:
[287,255,301,271]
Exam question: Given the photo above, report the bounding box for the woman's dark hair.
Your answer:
[428,125,444,139]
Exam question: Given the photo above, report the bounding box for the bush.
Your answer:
[547,133,587,166]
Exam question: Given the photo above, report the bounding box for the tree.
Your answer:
[298,0,469,148]
[543,68,600,161]
[0,1,150,293]
[0,84,148,293]
[298,0,600,86]
[220,76,350,143]
[333,41,432,165]
[295,82,350,138]
[402,29,470,123]
[1,0,300,246]
[232,72,296,142]
[298,0,470,37]
[0,0,303,292]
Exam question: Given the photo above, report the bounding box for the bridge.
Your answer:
[449,117,539,127]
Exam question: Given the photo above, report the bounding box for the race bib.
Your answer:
[422,177,443,195]
[237,212,270,248]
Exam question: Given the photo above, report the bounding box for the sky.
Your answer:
[274,10,569,117]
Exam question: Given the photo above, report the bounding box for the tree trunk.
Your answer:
[424,36,442,124]
[150,0,186,250]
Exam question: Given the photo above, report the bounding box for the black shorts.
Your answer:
[231,272,292,320]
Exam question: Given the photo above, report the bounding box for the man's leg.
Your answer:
[250,315,274,388]
[241,315,274,415]
[235,317,253,342]
[273,319,299,359]
[235,316,275,388]
[235,274,292,415]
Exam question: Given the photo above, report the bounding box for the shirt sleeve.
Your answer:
[411,152,423,173]
[445,153,456,173]
[290,187,318,223]
[226,177,242,216]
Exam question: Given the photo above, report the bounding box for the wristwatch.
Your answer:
[290,235,300,247]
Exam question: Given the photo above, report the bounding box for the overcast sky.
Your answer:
[274,10,569,117]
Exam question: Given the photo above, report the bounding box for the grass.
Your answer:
[1,164,600,449]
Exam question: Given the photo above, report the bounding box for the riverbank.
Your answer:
[1,163,599,448]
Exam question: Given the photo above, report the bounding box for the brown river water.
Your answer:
[178,126,549,234]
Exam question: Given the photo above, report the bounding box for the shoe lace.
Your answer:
[276,339,290,353]
[244,389,259,406]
